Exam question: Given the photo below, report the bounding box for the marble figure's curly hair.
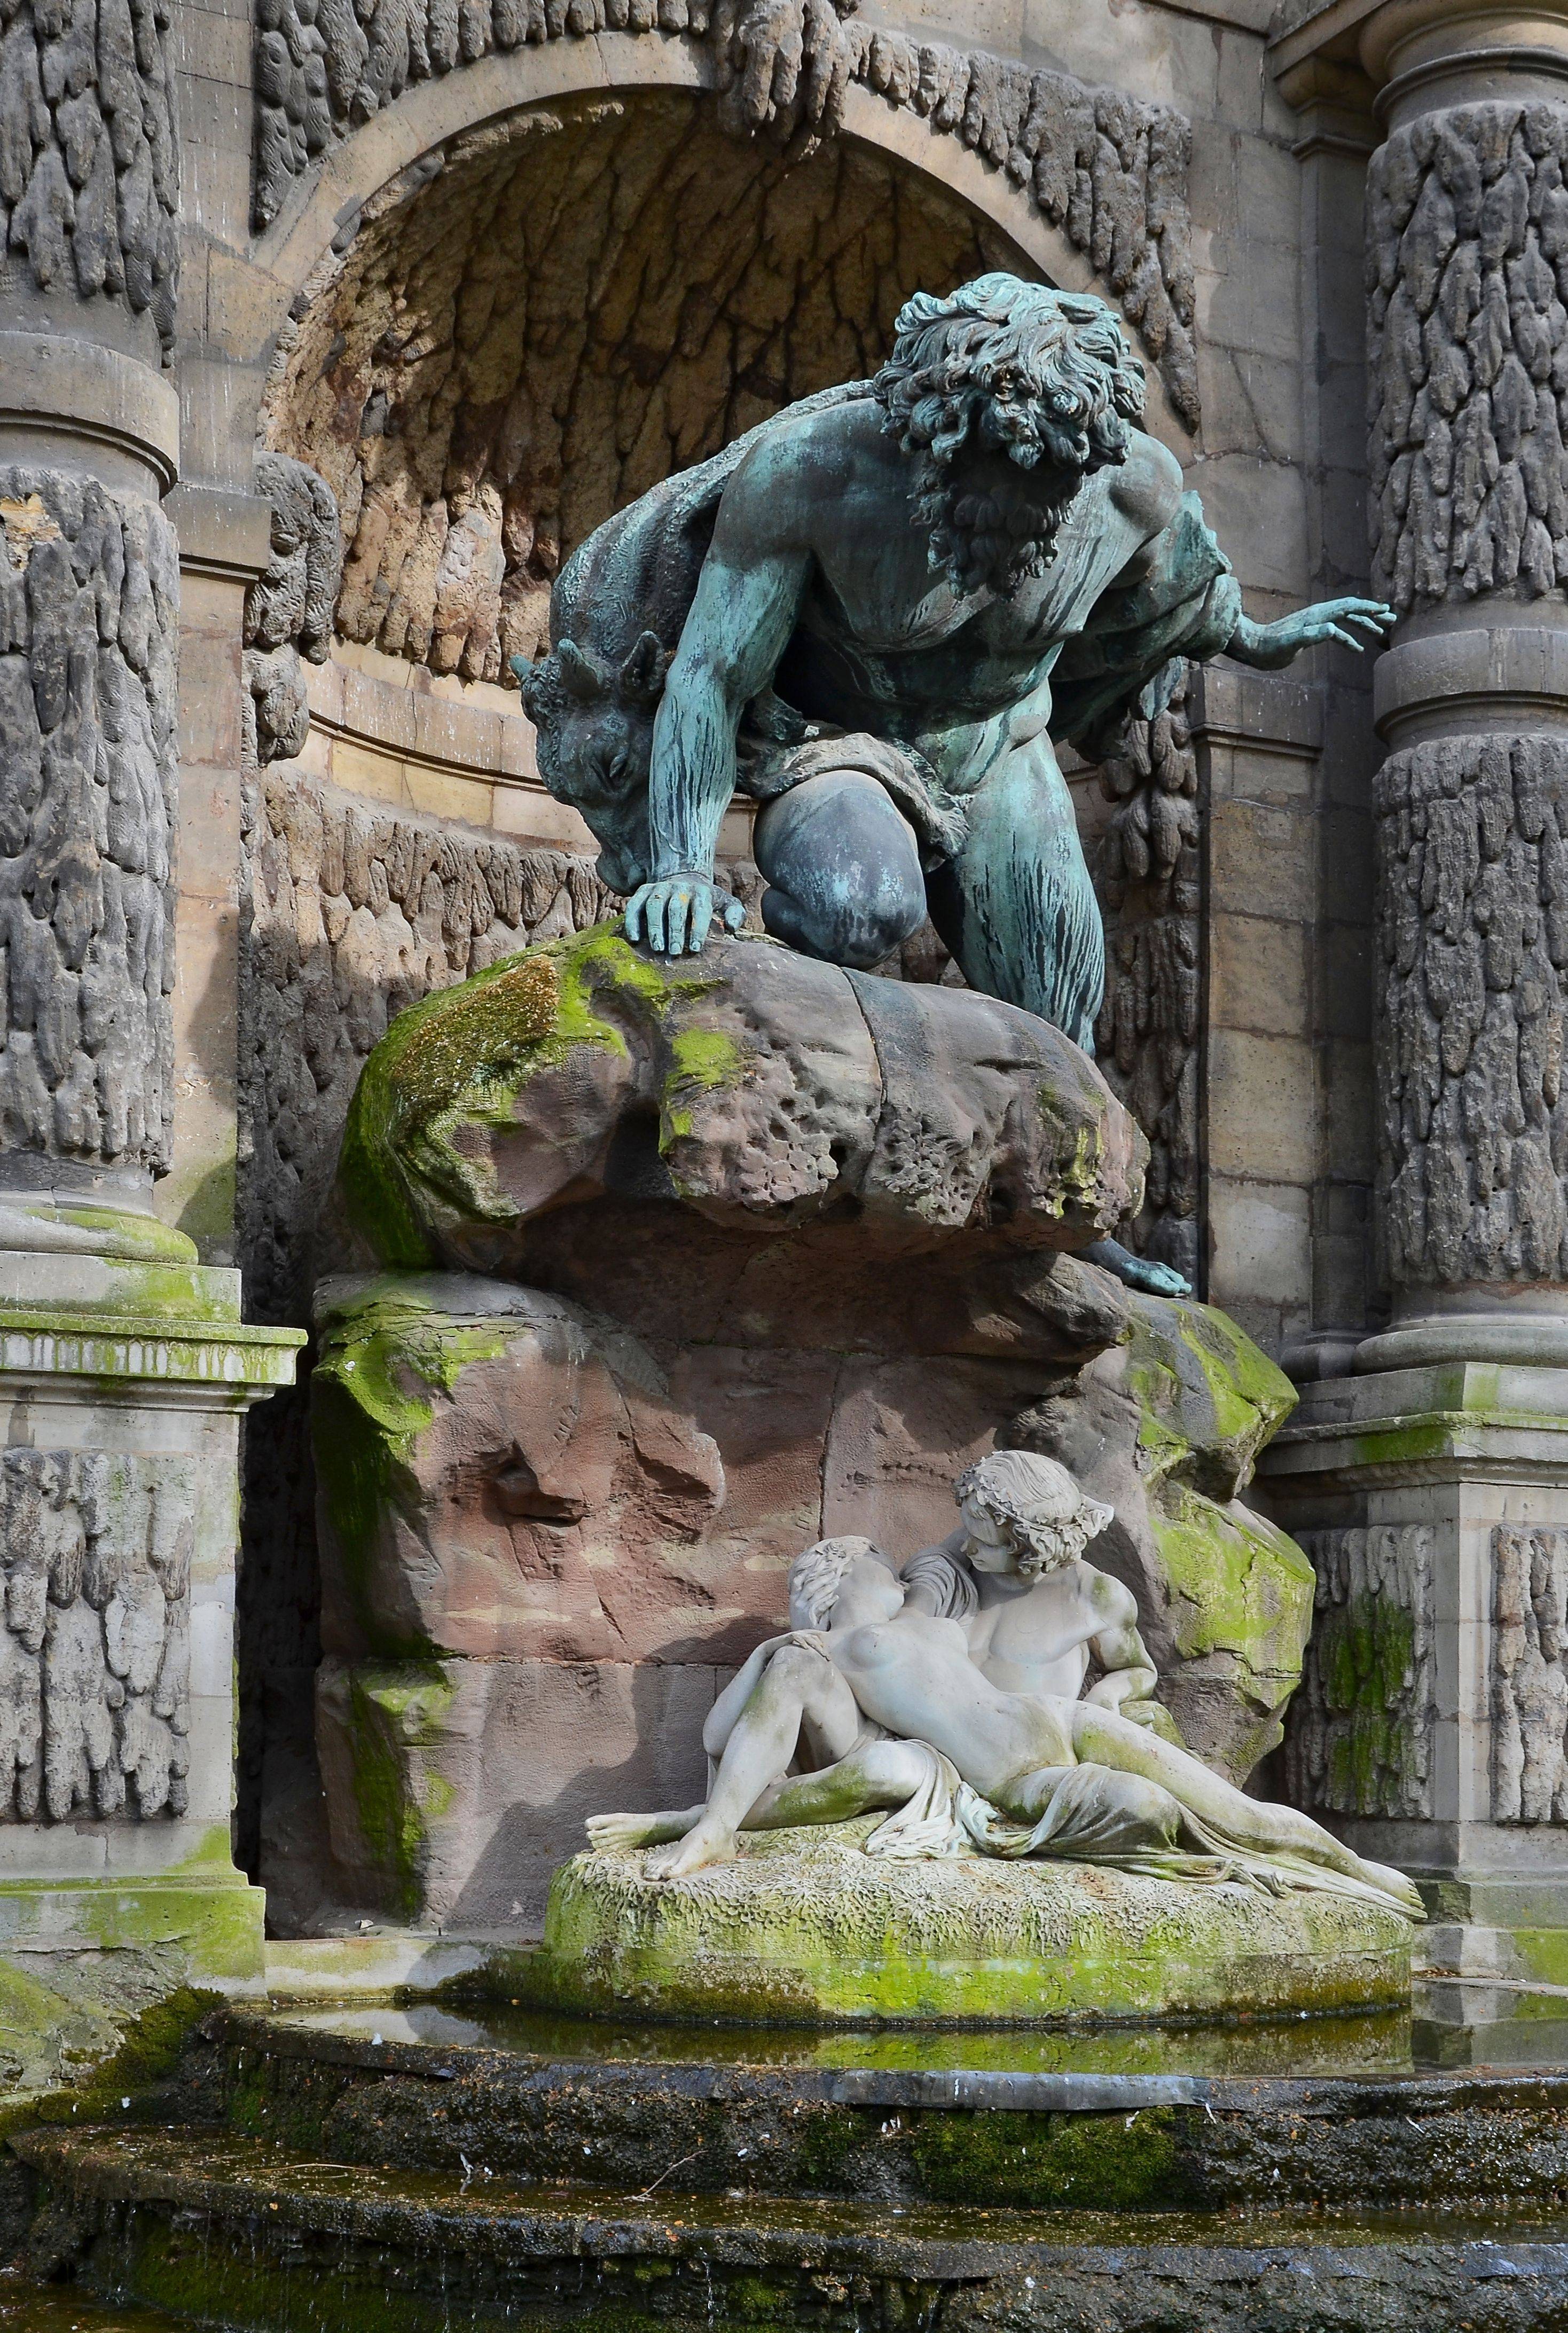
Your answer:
[954,1451,1115,1580]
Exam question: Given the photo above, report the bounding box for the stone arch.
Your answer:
[252,25,1199,440]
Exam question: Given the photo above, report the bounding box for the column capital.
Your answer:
[1271,0,1568,122]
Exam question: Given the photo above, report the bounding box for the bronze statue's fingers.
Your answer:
[723,893,747,932]
[667,888,692,956]
[624,889,647,944]
[646,887,670,956]
[689,886,715,954]
[1327,627,1365,649]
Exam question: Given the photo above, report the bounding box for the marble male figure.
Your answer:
[590,1457,1421,1920]
[521,273,1391,1293]
[919,1450,1164,1721]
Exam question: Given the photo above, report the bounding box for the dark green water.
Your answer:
[0,2285,188,2333]
[265,1990,1568,2079]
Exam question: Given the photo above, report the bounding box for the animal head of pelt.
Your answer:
[511,632,670,895]
[513,629,669,733]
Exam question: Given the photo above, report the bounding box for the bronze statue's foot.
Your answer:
[644,1821,738,1879]
[1084,1238,1192,1299]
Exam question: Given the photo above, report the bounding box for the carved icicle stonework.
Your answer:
[1092,668,1201,1285]
[1494,1522,1568,1823]
[1374,732,1568,1288]
[0,469,178,1174]
[1285,1526,1435,1821]
[0,0,179,361]
[0,1449,195,1823]
[1368,102,1568,612]
[251,0,1199,429]
[242,453,342,769]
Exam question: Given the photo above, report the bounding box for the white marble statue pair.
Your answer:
[590,1452,1422,1922]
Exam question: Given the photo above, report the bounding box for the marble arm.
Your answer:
[1081,1597,1159,1715]
[701,1633,796,1766]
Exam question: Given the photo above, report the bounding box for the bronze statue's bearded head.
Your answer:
[871,273,1147,596]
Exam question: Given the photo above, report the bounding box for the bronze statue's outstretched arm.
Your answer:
[1226,597,1394,669]
[626,478,812,955]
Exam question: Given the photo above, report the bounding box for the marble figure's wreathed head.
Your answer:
[954,1451,1115,1580]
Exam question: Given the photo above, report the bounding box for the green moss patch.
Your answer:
[333,1661,459,1921]
[912,2104,1195,2210]
[336,925,732,1266]
[311,1284,511,1654]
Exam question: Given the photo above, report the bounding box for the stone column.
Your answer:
[0,0,301,2076]
[1265,0,1568,1972]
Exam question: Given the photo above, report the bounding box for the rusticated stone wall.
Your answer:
[254,1,1198,427]
[1368,103,1568,614]
[243,453,343,769]
[1366,96,1568,1300]
[0,467,177,1175]
[0,0,178,357]
[0,1449,194,1823]
[1374,732,1568,1287]
[1285,1524,1434,1822]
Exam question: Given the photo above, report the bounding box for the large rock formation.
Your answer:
[313,927,1310,1923]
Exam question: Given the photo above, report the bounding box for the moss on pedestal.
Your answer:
[534,1821,1412,2027]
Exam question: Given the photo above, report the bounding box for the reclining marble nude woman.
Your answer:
[586,1466,1422,1923]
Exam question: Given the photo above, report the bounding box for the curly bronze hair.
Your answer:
[871,273,1147,594]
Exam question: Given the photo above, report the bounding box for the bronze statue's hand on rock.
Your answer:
[1227,598,1395,671]
[624,872,747,954]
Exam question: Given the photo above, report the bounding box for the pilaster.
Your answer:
[1268,0,1568,1959]
[0,0,302,2058]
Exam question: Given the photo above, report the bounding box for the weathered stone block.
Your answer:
[315,1651,720,1928]
[1006,1293,1314,1782]
[331,926,1144,1275]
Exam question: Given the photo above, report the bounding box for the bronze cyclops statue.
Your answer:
[517,275,1390,1294]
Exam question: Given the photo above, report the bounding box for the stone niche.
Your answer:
[265,90,1028,692]
[309,928,1310,1929]
[247,84,1210,1922]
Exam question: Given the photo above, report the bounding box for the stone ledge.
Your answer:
[0,1313,304,1392]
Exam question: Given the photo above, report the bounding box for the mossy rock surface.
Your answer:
[332,925,1146,1273]
[1007,1294,1314,1783]
[536,1821,1411,2027]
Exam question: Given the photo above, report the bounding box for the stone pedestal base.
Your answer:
[0,1238,302,2088]
[1261,1357,1568,1970]
[532,1821,1414,2026]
